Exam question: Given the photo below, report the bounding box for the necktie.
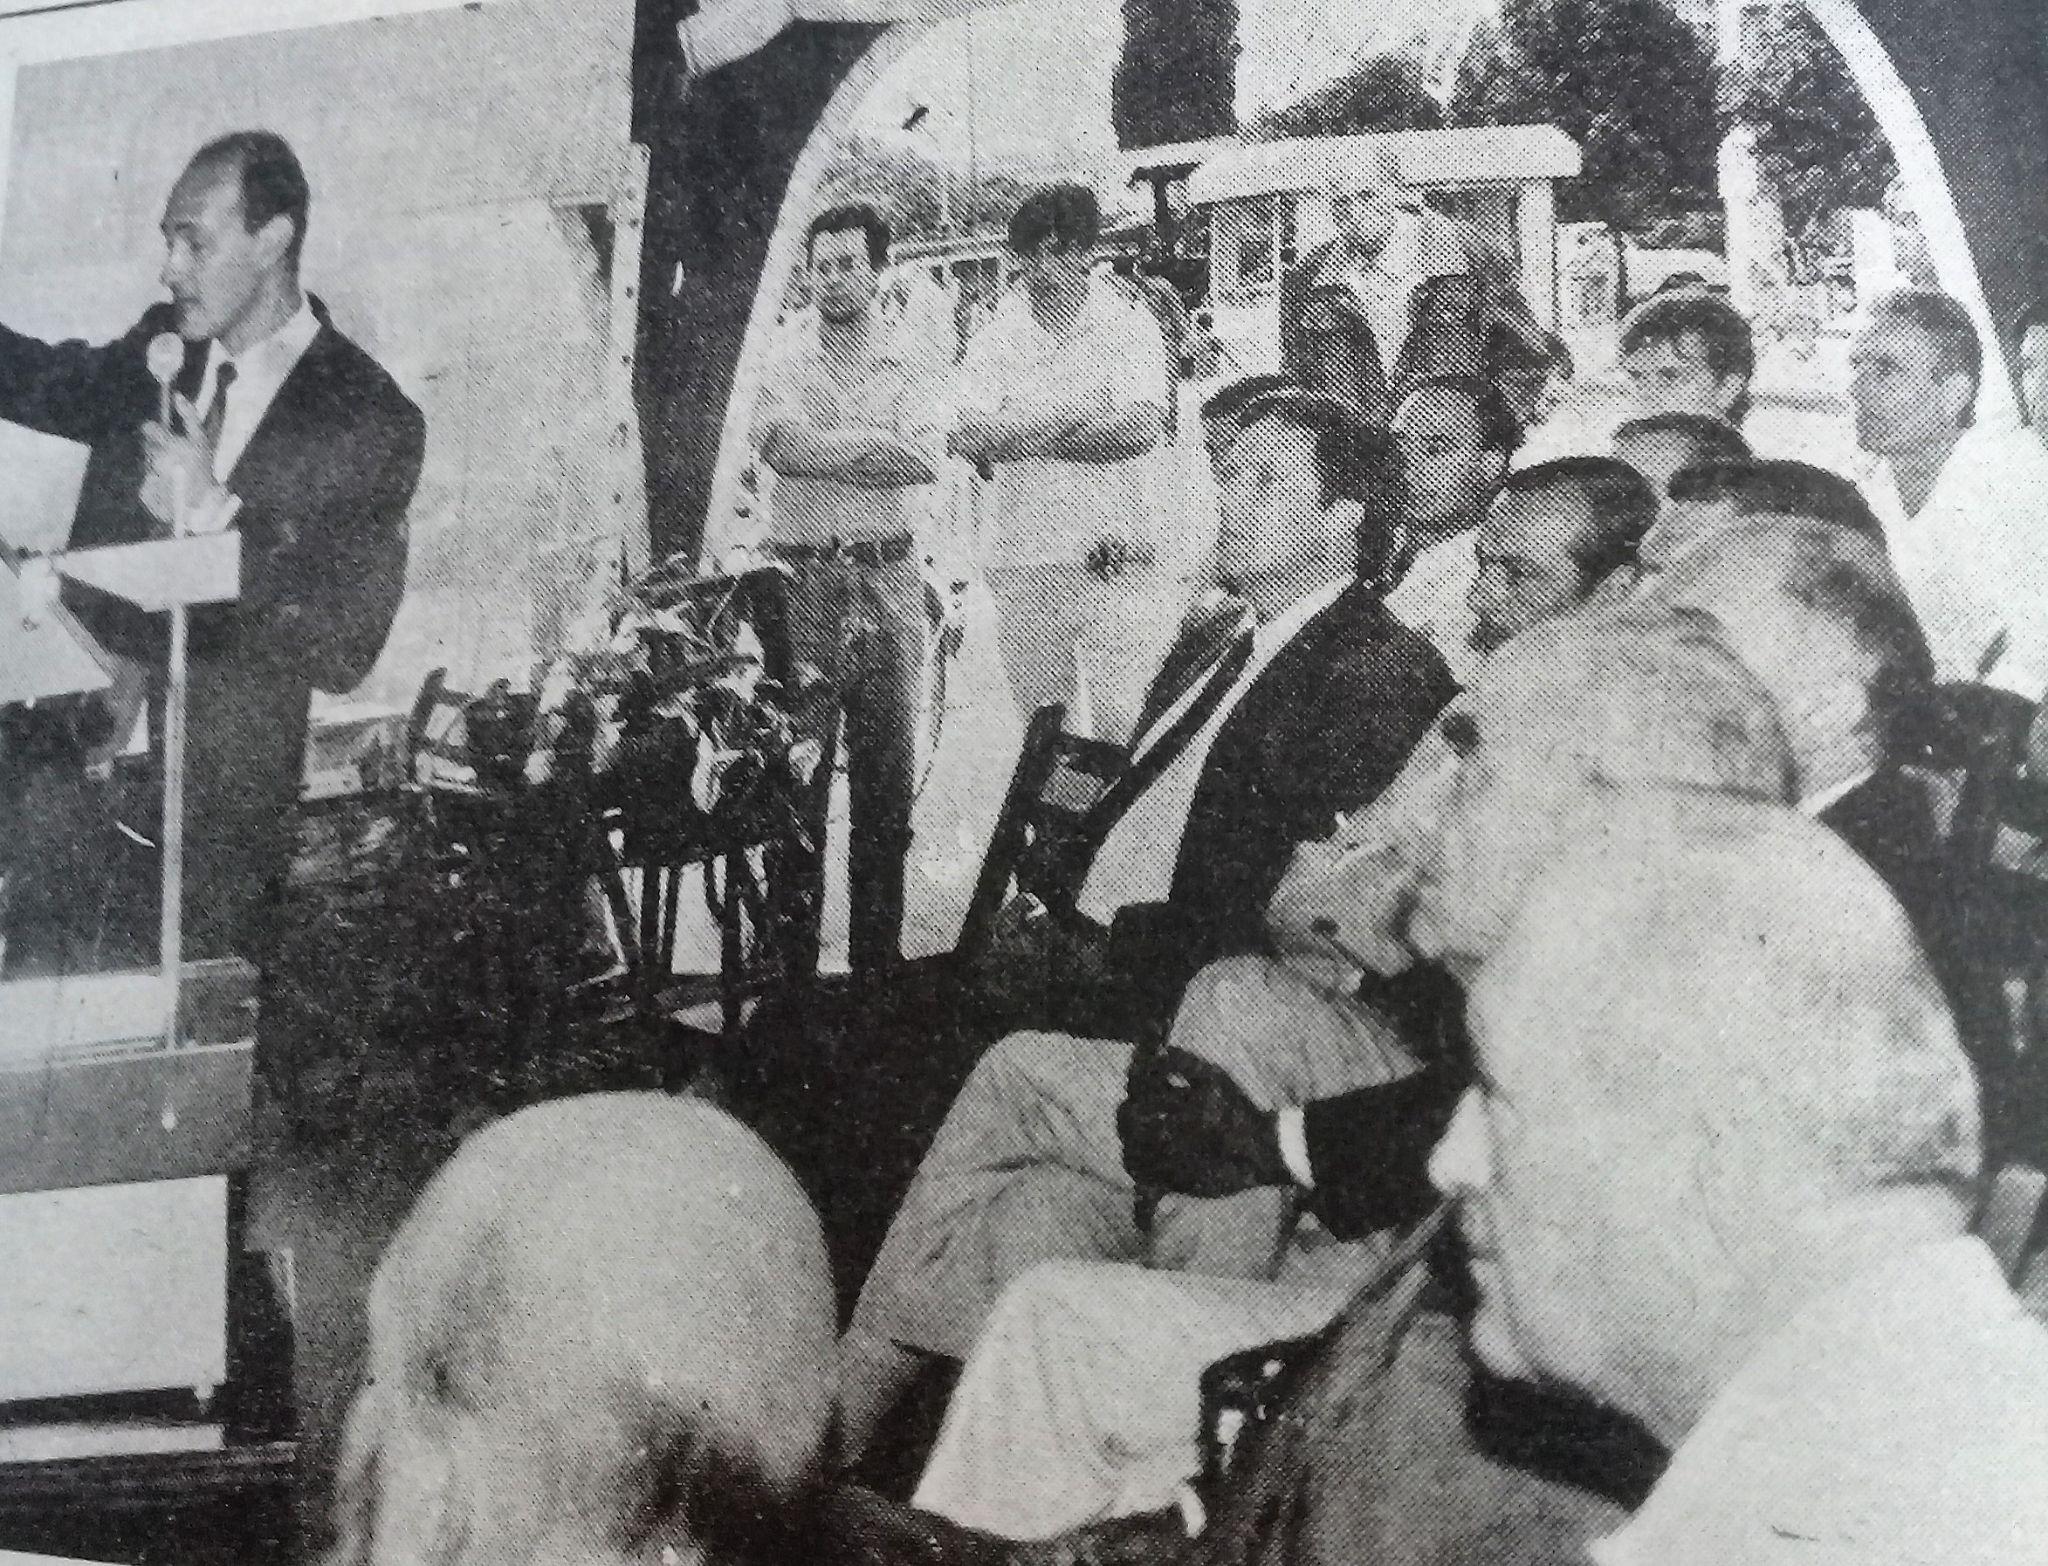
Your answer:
[201,361,237,460]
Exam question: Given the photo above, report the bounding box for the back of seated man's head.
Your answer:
[1654,520,1934,797]
[1201,372,1295,462]
[1391,374,1522,539]
[1643,456,1883,571]
[1618,291,1757,424]
[1468,456,1657,652]
[1406,604,1793,976]
[1612,412,1750,515]
[1432,798,1979,1440]
[327,1095,835,1566]
[1227,390,1405,587]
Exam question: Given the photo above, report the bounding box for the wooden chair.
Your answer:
[953,704,1131,965]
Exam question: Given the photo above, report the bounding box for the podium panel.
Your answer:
[0,1175,229,1405]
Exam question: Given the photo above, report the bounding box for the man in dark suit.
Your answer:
[0,131,422,970]
[834,394,1453,1469]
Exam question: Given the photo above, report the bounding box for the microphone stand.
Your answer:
[161,378,186,1046]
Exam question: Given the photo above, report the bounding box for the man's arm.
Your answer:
[1040,402,1165,464]
[0,313,155,446]
[760,422,938,487]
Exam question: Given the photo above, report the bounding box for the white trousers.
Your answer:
[852,956,1413,1361]
[913,1260,1361,1539]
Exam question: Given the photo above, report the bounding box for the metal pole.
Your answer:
[161,490,187,1047]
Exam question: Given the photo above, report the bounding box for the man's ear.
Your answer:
[1326,495,1367,560]
[253,212,296,273]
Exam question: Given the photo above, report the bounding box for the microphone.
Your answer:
[146,332,182,429]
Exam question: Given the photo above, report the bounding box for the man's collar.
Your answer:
[1254,571,1349,652]
[210,293,319,374]
[1798,767,1875,818]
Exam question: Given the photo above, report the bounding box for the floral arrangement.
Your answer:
[527,544,824,855]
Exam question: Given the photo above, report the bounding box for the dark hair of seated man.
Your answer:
[1669,457,1886,544]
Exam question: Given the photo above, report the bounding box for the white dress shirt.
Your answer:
[1588,1237,2048,1566]
[1862,422,2048,695]
[185,296,322,533]
[956,286,1167,567]
[1079,573,1347,923]
[1384,531,1478,681]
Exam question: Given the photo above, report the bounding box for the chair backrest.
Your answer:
[1977,1161,2048,1285]
[954,704,1130,962]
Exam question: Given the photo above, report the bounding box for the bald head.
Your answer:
[1407,604,1793,974]
[1433,796,1979,1434]
[328,1095,834,1566]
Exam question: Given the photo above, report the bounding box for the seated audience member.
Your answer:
[1467,457,1657,652]
[1260,456,1661,987]
[1639,456,1885,572]
[835,394,1455,1468]
[1610,411,1749,515]
[1384,375,1521,676]
[1652,519,2033,1147]
[1196,372,1293,464]
[894,610,1792,1543]
[1852,286,2048,690]
[1617,289,1755,427]
[1433,810,2048,1563]
[325,1094,835,1566]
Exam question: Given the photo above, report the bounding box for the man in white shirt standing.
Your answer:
[951,184,1169,743]
[1432,801,2048,1565]
[1852,288,2048,694]
[755,202,945,975]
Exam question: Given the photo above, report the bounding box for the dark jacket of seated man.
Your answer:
[1041,578,1455,1045]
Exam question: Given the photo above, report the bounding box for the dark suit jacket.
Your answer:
[1103,582,1456,1038]
[0,297,423,959]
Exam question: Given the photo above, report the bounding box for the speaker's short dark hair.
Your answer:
[1236,390,1405,577]
[1501,455,1659,585]
[1870,288,1983,421]
[1619,291,1757,417]
[1613,412,1752,470]
[1008,184,1101,255]
[1667,458,1885,546]
[808,202,892,269]
[189,131,309,265]
[1395,373,1523,455]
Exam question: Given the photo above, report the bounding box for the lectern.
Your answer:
[0,520,288,1463]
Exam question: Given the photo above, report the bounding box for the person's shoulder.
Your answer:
[1322,584,1457,690]
[304,305,420,421]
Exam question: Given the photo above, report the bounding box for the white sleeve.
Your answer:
[953,310,1008,422]
[1107,297,1167,411]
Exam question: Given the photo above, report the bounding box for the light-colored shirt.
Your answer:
[753,307,946,546]
[184,296,322,534]
[1318,211,1427,376]
[1385,531,1478,682]
[1862,422,2048,694]
[1588,1236,2048,1566]
[1079,574,1346,923]
[956,285,1166,566]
